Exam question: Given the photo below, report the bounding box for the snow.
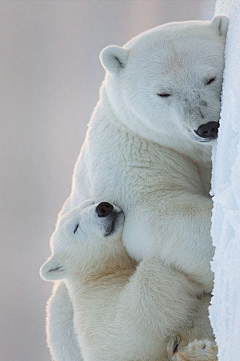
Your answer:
[210,1,240,359]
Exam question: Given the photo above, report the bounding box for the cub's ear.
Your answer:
[210,15,229,37]
[100,45,128,73]
[40,256,66,281]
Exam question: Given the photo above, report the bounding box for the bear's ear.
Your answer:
[100,45,128,74]
[40,256,67,281]
[210,15,229,37]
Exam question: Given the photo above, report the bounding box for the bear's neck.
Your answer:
[98,82,212,173]
[64,253,135,344]
[66,251,135,293]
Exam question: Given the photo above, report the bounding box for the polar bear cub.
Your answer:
[40,200,210,361]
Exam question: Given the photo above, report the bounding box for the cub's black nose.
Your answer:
[195,122,219,139]
[96,202,114,217]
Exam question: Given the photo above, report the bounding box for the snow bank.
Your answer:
[210,1,240,359]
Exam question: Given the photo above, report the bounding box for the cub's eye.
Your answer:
[157,93,171,97]
[73,223,79,234]
[206,77,216,85]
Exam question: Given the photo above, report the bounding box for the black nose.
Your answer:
[96,202,114,217]
[195,122,219,139]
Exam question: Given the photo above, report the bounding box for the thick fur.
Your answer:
[45,16,228,360]
[41,202,213,361]
[167,294,215,359]
[46,282,81,361]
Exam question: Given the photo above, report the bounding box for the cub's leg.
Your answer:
[46,282,82,361]
[123,195,214,292]
[170,340,218,361]
[110,258,202,361]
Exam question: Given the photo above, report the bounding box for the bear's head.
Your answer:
[100,16,229,150]
[40,200,125,281]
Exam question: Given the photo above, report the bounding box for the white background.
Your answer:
[0,1,216,360]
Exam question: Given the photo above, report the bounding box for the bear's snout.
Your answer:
[96,202,124,236]
[195,121,219,140]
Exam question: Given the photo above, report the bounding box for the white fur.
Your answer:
[45,16,228,360]
[41,202,213,361]
[167,294,215,359]
[46,282,82,361]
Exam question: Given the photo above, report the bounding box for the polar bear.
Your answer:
[41,201,214,361]
[46,16,229,360]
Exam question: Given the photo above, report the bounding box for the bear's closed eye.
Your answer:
[157,93,171,97]
[74,224,79,234]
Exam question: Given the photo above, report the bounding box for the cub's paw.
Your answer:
[167,335,181,358]
[170,339,218,361]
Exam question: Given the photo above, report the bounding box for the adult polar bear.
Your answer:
[47,16,228,360]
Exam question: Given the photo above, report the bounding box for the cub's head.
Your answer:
[100,16,229,147]
[40,200,124,281]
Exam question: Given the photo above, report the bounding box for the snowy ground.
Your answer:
[210,0,240,359]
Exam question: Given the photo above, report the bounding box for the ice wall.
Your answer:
[210,1,240,359]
